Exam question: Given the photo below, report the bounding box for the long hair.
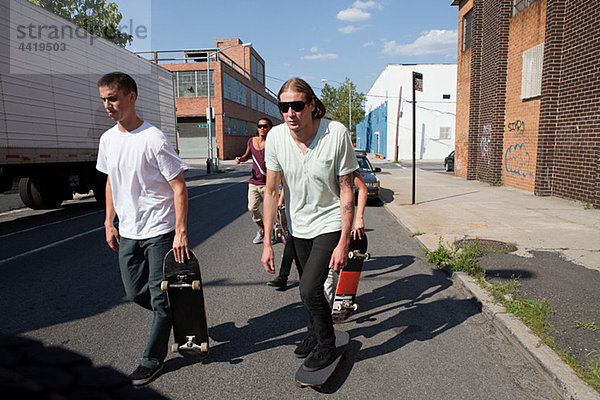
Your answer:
[277,78,326,119]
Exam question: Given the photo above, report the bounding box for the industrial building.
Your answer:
[141,38,281,160]
[356,64,457,161]
[452,0,599,207]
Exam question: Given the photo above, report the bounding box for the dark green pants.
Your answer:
[119,231,174,368]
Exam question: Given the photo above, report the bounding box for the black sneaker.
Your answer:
[302,345,337,372]
[294,335,318,359]
[129,364,163,386]
[267,276,287,288]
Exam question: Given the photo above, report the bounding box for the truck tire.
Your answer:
[19,177,63,209]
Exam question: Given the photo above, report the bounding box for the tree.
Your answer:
[29,0,133,47]
[320,77,366,135]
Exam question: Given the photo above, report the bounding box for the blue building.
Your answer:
[356,101,388,158]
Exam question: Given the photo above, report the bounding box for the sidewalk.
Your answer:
[376,159,600,400]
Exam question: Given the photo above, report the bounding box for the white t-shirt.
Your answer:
[265,119,358,239]
[96,121,188,240]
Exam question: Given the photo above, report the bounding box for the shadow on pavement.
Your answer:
[0,334,168,399]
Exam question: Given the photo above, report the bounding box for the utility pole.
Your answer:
[412,72,423,205]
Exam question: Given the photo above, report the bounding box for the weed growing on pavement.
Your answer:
[426,238,484,278]
[573,321,599,331]
[411,231,425,237]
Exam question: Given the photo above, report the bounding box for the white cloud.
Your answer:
[302,53,339,60]
[337,8,371,22]
[310,46,319,52]
[353,1,383,10]
[363,41,376,47]
[338,25,366,34]
[382,29,458,57]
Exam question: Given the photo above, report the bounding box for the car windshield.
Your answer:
[356,157,373,173]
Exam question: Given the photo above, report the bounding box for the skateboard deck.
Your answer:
[295,330,350,388]
[161,249,209,356]
[332,234,369,323]
[273,206,289,244]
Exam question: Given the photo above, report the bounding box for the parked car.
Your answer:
[356,153,381,200]
[444,150,455,172]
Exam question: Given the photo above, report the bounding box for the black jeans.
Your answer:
[293,231,340,348]
[278,236,297,279]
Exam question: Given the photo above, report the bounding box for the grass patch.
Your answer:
[573,321,598,332]
[426,238,484,278]
[411,231,425,237]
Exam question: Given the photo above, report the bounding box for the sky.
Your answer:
[113,0,459,97]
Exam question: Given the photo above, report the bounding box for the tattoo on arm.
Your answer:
[339,173,354,216]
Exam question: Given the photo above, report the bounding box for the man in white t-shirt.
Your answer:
[96,72,189,386]
[262,78,358,372]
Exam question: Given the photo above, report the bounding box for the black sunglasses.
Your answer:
[257,124,270,129]
[277,101,307,113]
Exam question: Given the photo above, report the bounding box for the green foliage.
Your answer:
[573,321,598,331]
[426,237,484,278]
[29,0,133,46]
[320,78,366,134]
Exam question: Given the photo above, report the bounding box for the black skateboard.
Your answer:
[272,205,289,244]
[295,330,350,388]
[161,249,209,356]
[332,234,370,323]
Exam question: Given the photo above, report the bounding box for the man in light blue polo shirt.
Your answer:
[261,78,358,372]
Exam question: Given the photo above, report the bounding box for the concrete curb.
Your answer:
[382,204,600,400]
[452,272,600,400]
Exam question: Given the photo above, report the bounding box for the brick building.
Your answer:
[141,38,281,160]
[452,0,600,207]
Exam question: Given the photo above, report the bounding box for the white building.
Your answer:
[357,64,457,161]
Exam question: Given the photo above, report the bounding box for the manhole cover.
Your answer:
[455,239,517,253]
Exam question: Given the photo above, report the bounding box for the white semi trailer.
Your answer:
[0,0,177,209]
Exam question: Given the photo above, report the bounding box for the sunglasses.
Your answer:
[257,124,270,129]
[277,101,307,113]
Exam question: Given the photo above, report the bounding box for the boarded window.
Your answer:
[174,70,213,98]
[439,127,451,140]
[462,9,472,51]
[513,0,538,17]
[521,43,544,99]
[224,117,248,136]
[250,55,264,84]
[223,74,247,105]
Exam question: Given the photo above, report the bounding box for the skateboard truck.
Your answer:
[348,250,370,260]
[172,336,209,353]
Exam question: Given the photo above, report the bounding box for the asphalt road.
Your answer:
[0,165,561,399]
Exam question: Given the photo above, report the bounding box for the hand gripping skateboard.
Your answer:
[295,330,350,388]
[161,249,209,356]
[331,234,369,323]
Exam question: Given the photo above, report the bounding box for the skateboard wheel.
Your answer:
[161,280,169,291]
[334,303,342,311]
[364,252,371,260]
[352,304,359,311]
[348,251,355,259]
[200,342,208,352]
[192,280,201,291]
[172,343,179,353]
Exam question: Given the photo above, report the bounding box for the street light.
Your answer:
[321,78,352,134]
[206,42,252,173]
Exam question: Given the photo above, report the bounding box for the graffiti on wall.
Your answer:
[480,124,492,165]
[504,143,533,178]
[508,120,525,133]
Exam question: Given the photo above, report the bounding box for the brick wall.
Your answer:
[455,0,473,178]
[503,0,546,191]
[472,0,512,184]
[540,0,600,206]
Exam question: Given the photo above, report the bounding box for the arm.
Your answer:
[104,176,120,252]
[168,172,190,263]
[353,173,367,239]
[261,169,281,274]
[235,142,252,164]
[329,172,355,272]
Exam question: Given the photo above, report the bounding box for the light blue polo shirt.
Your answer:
[265,119,358,239]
